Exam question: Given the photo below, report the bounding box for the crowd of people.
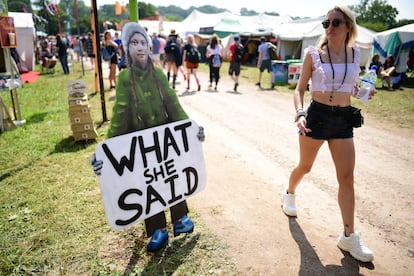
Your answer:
[35,27,281,94]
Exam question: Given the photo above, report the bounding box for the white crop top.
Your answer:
[306,46,361,94]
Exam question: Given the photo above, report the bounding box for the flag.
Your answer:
[115,1,121,15]
[44,1,56,15]
[122,2,129,13]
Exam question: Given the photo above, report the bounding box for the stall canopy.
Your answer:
[373,23,414,73]
[8,12,35,71]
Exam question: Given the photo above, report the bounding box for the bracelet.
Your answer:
[294,110,306,122]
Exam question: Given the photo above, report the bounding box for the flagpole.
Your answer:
[54,3,62,34]
[91,0,107,122]
[74,0,85,75]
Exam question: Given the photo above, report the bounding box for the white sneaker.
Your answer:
[281,191,297,217]
[337,232,374,262]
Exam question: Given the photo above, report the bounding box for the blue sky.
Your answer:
[91,0,413,20]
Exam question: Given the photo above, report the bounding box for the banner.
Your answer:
[94,119,206,231]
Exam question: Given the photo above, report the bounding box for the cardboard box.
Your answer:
[69,105,90,115]
[68,95,89,106]
[71,123,94,132]
[72,129,98,141]
[69,113,93,124]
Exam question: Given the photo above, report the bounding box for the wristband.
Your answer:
[294,110,306,122]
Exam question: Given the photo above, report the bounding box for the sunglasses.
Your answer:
[322,18,344,29]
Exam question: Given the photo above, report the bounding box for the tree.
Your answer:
[8,0,32,13]
[351,0,398,31]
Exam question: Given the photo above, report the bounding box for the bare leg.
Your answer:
[328,138,355,236]
[288,135,324,194]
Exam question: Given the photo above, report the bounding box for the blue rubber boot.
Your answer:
[146,229,169,252]
[173,215,194,237]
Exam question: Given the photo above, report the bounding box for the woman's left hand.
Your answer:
[368,87,376,100]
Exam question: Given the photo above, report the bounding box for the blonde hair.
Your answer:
[186,34,197,47]
[317,5,358,49]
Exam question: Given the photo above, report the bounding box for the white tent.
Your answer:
[373,23,414,73]
[276,17,376,66]
[9,12,35,71]
[180,10,292,38]
[178,11,376,66]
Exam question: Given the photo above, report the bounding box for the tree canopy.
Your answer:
[350,0,410,31]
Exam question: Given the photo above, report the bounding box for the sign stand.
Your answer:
[0,15,25,128]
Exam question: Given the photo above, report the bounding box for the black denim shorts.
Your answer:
[304,101,354,140]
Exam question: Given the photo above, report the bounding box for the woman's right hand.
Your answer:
[90,153,103,176]
[296,116,311,135]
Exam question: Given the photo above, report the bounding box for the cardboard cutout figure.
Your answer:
[91,22,205,252]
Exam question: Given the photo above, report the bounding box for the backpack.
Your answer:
[102,46,113,61]
[234,44,244,62]
[165,39,177,54]
[212,54,221,67]
[267,43,277,60]
[186,45,200,63]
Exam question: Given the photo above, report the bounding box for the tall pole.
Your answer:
[129,0,138,22]
[91,0,107,122]
[65,0,70,36]
[74,0,85,75]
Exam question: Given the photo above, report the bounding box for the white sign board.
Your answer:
[94,119,206,231]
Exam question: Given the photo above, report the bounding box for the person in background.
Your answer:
[228,35,243,92]
[85,32,95,70]
[176,37,187,83]
[151,32,161,67]
[282,5,374,263]
[380,55,396,91]
[73,36,82,62]
[182,34,201,91]
[158,34,166,68]
[369,54,382,76]
[256,36,275,89]
[91,22,203,252]
[164,30,180,89]
[56,34,70,74]
[114,32,122,52]
[117,44,126,71]
[104,31,118,89]
[206,34,223,91]
[247,40,258,65]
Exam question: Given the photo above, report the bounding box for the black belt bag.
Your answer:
[349,106,364,128]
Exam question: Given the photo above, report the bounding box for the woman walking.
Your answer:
[282,6,375,263]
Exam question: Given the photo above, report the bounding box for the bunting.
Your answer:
[44,0,58,16]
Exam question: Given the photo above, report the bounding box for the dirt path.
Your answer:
[174,72,414,275]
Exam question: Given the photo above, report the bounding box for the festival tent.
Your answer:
[178,11,376,65]
[132,19,182,38]
[281,18,375,66]
[373,23,414,73]
[8,12,36,71]
[180,9,292,38]
[276,17,376,66]
[180,10,238,36]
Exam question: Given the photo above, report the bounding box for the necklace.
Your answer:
[326,44,347,102]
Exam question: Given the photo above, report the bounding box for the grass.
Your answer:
[0,60,413,275]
